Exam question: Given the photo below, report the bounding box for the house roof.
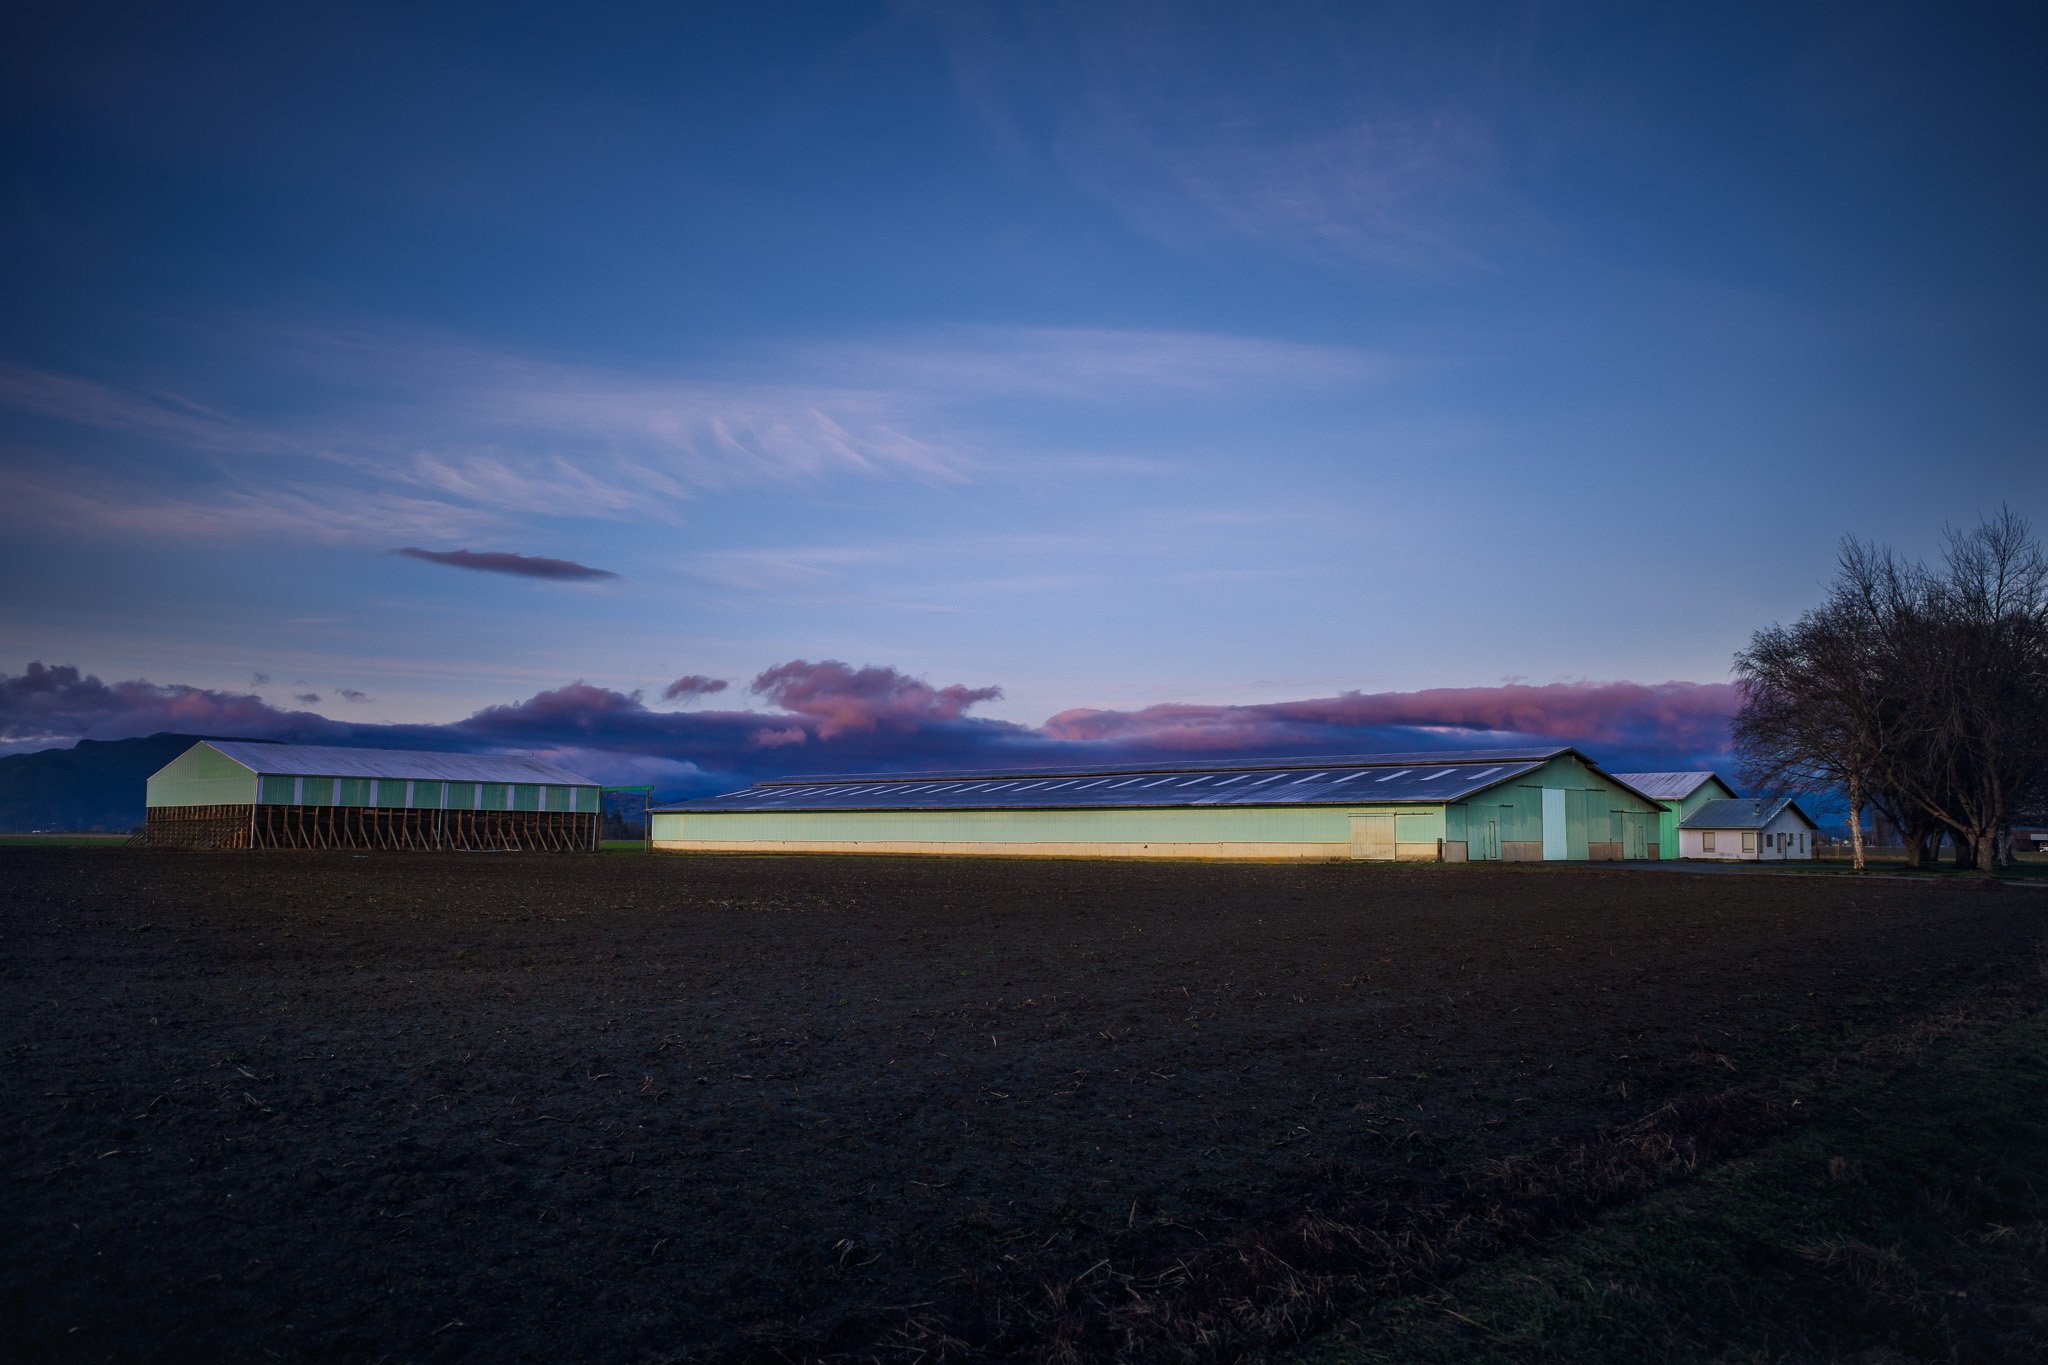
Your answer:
[656,747,1635,815]
[1610,771,1733,801]
[191,740,597,786]
[1679,796,1816,831]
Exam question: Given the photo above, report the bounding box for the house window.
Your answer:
[1702,831,1716,852]
[1742,831,1757,853]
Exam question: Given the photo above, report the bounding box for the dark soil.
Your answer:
[2,850,2041,1362]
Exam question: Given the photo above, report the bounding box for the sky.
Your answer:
[2,1,2044,792]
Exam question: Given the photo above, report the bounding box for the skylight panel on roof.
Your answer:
[1290,772,1328,783]
[1247,773,1285,785]
[1042,780,1077,790]
[1374,769,1412,782]
[1328,772,1363,785]
[1143,776,1179,786]
[1465,766,1501,781]
[1211,774,1247,786]
[1423,768,1456,780]
[1180,775,1210,785]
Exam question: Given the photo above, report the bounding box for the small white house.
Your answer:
[1678,797,1818,861]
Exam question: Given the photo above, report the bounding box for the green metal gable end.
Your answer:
[146,743,260,809]
[1448,754,1662,860]
[1653,776,1739,859]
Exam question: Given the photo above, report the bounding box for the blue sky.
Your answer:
[2,2,2044,782]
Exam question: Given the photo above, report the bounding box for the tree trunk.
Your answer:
[1847,774,1866,871]
[1973,830,1998,872]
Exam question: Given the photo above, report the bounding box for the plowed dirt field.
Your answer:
[3,850,2040,1361]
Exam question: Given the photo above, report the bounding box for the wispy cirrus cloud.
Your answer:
[395,547,619,581]
[927,2,1543,274]
[0,323,1385,552]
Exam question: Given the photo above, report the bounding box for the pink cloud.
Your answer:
[1044,680,1738,755]
[1,660,1737,800]
[748,659,1003,739]
[0,661,335,748]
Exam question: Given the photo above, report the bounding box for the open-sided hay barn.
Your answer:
[652,747,1664,861]
[140,741,601,850]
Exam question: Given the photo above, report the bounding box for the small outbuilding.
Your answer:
[140,740,602,850]
[1610,771,1740,858]
[653,746,1666,862]
[1677,796,1818,861]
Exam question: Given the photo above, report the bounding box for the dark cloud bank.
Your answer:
[1,660,1740,800]
[395,548,618,581]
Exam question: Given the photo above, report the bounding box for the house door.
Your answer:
[1349,812,1397,860]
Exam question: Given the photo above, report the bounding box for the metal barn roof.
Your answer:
[196,741,597,786]
[769,746,1578,787]
[1610,771,1733,801]
[1679,797,1815,830]
[657,748,1596,815]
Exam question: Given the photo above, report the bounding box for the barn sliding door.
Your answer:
[1350,812,1397,860]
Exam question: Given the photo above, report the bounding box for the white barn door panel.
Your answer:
[1541,788,1568,861]
[1349,813,1397,860]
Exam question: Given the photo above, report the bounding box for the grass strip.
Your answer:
[1287,1006,2048,1363]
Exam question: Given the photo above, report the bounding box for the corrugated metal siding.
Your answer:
[198,740,596,786]
[145,744,260,809]
[656,804,1449,848]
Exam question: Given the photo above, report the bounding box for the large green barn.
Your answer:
[652,747,1664,861]
[141,740,602,850]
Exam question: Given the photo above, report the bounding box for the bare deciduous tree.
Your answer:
[1734,509,2048,871]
